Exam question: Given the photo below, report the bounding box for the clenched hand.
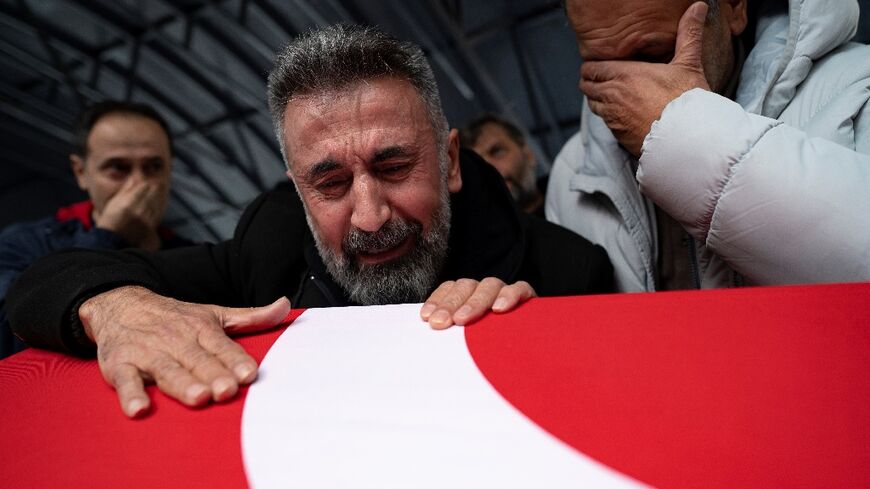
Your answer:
[581,1,710,156]
[79,286,292,418]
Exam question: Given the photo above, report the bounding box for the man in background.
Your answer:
[0,101,191,358]
[461,114,545,216]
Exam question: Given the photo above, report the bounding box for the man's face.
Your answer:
[71,113,172,218]
[283,77,462,304]
[470,123,538,205]
[566,0,739,95]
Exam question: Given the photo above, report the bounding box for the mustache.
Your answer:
[343,218,421,257]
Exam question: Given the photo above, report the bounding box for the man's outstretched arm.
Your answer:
[5,240,292,418]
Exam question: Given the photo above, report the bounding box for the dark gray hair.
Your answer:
[267,24,449,169]
[460,113,526,149]
[73,100,172,158]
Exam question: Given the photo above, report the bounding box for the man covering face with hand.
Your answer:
[7,25,612,418]
[0,101,191,358]
[547,0,870,291]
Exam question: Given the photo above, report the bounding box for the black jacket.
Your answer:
[7,151,613,356]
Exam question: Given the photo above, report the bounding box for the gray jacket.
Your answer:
[547,0,870,292]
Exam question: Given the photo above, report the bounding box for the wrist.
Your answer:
[78,286,147,342]
[78,295,101,342]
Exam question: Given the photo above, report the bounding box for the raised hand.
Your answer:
[94,176,170,251]
[420,278,536,330]
[580,1,710,156]
[78,286,293,418]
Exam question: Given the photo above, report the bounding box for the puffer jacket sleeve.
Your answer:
[637,88,870,284]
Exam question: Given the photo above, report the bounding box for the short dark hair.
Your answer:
[267,24,448,169]
[459,114,526,148]
[72,100,172,158]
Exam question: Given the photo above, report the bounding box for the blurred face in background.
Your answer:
[70,112,172,221]
[469,122,538,207]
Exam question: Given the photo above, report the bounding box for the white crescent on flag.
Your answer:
[241,303,647,489]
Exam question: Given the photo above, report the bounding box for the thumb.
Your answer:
[672,1,707,71]
[219,297,294,335]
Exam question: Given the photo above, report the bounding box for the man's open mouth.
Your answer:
[354,235,414,265]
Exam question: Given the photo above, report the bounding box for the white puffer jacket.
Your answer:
[547,0,870,292]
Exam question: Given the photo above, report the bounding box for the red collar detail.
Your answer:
[56,200,95,230]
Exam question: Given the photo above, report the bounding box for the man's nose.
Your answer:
[127,167,146,183]
[349,176,391,233]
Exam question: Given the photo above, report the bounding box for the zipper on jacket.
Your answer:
[684,236,701,289]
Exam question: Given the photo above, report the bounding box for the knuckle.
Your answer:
[480,277,505,289]
[106,365,132,387]
[430,281,454,300]
[148,357,180,378]
[184,346,214,367]
[441,293,467,311]
[99,341,138,366]
[515,280,532,291]
[438,280,456,289]
[454,278,478,291]
[463,293,488,310]
[224,346,249,364]
[190,359,225,380]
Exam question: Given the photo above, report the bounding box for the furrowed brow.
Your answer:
[305,159,341,181]
[372,146,410,163]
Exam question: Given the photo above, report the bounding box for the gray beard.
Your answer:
[512,159,539,209]
[307,187,451,305]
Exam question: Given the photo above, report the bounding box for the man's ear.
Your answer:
[70,154,88,191]
[446,128,462,194]
[724,0,748,36]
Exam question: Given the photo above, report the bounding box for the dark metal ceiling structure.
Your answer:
[0,0,581,241]
[1,0,868,241]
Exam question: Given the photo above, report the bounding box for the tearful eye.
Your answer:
[320,178,346,188]
[377,163,412,179]
[314,177,351,198]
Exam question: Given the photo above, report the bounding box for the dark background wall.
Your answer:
[1,0,868,241]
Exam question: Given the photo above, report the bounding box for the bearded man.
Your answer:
[6,25,612,418]
[461,114,545,216]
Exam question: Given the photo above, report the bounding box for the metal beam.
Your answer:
[107,1,282,188]
[424,0,523,118]
[392,2,478,102]
[9,2,274,196]
[12,0,86,109]
[509,27,563,160]
[464,1,562,44]
[167,187,224,242]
